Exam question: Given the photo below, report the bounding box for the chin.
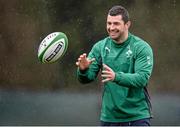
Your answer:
[110,36,118,40]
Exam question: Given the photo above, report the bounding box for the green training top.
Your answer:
[77,33,153,122]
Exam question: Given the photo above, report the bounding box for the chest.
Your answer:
[101,45,134,72]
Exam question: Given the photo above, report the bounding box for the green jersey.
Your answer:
[77,33,153,122]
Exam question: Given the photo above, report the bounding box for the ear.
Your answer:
[126,21,131,29]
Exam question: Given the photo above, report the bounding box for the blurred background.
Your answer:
[0,0,180,125]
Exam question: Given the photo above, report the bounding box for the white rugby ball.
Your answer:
[38,32,68,63]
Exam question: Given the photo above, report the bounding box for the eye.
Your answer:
[107,22,111,25]
[114,22,121,26]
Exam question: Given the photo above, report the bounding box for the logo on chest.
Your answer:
[126,45,133,58]
[105,46,110,54]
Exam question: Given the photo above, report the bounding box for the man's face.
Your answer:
[106,15,130,42]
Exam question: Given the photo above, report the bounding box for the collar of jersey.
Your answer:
[110,32,131,48]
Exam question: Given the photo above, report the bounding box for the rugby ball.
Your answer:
[38,32,68,63]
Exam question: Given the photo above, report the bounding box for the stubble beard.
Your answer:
[109,30,124,43]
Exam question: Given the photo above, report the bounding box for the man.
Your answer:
[76,5,153,126]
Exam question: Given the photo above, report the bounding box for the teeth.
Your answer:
[110,31,116,34]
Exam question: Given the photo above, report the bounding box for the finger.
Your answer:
[76,62,79,66]
[78,57,82,62]
[101,74,110,78]
[102,70,111,74]
[80,54,87,61]
[102,78,111,83]
[103,64,111,70]
[80,55,84,58]
[83,53,87,57]
[103,64,112,71]
[80,53,86,59]
[89,58,96,63]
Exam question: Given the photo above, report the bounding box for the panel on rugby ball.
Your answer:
[38,32,68,63]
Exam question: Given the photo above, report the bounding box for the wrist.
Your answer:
[114,72,123,82]
[79,68,88,74]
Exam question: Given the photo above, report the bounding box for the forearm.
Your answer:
[114,71,151,88]
[113,43,154,88]
[77,68,94,84]
[76,41,102,84]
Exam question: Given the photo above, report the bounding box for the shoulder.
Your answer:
[88,37,109,62]
[130,34,153,57]
[93,37,109,47]
[131,34,152,49]
[131,34,151,48]
[91,37,110,50]
[88,37,108,55]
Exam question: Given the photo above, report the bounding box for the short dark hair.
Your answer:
[108,5,130,23]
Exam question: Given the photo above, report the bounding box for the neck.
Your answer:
[116,31,129,44]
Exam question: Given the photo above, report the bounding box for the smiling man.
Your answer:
[76,5,153,126]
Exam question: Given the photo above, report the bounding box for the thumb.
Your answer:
[103,64,112,71]
[89,58,96,64]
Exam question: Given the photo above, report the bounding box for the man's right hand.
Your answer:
[76,53,95,71]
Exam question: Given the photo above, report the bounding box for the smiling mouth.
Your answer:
[109,29,118,34]
[110,32,117,36]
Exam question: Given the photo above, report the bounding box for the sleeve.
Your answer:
[77,42,102,84]
[114,43,153,88]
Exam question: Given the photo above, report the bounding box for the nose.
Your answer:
[109,24,115,31]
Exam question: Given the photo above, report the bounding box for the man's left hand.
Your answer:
[101,64,115,83]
